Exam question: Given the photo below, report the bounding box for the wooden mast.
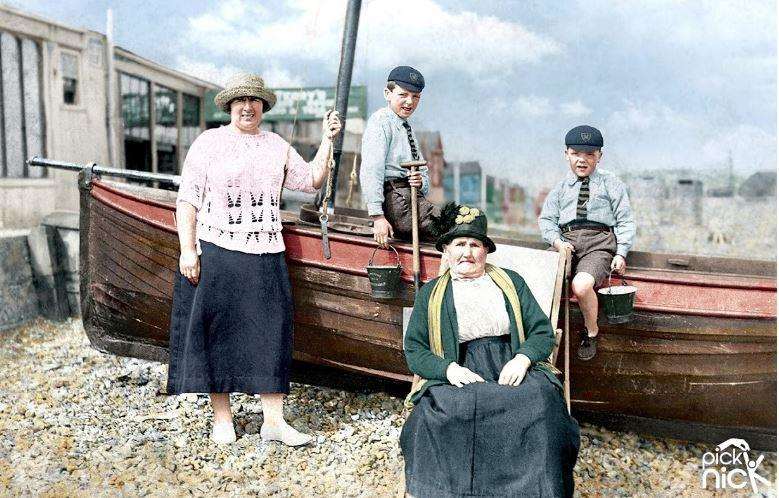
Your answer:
[326,0,362,209]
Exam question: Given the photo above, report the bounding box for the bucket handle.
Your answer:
[368,244,401,268]
[606,271,629,295]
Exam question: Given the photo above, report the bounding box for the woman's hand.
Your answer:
[179,250,200,285]
[446,363,484,388]
[322,110,342,140]
[498,354,531,386]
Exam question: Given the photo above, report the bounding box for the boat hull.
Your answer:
[79,177,777,448]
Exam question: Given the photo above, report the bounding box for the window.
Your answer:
[154,85,178,175]
[0,31,45,178]
[181,93,200,165]
[61,52,78,104]
[120,73,151,172]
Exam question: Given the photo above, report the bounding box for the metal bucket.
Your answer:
[366,245,402,299]
[597,273,637,324]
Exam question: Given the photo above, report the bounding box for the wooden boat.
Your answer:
[76,172,777,449]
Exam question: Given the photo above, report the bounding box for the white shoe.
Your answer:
[211,421,236,444]
[260,423,313,446]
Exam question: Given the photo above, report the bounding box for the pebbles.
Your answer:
[0,318,776,496]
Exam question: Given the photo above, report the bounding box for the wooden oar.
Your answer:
[400,160,427,291]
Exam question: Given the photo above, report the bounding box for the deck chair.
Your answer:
[487,244,572,412]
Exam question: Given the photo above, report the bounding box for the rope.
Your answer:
[319,139,336,218]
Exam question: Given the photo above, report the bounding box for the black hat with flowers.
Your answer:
[431,202,496,253]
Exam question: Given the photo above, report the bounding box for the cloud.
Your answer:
[699,124,777,173]
[514,95,552,117]
[606,100,695,134]
[513,96,592,118]
[183,0,562,79]
[577,0,775,49]
[560,101,591,118]
[666,1,775,48]
[174,56,303,88]
[601,100,776,174]
[361,1,561,75]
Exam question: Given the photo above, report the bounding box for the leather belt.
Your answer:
[384,178,409,188]
[560,222,612,234]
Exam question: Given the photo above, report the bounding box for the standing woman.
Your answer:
[166,73,342,445]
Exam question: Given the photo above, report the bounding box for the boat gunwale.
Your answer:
[90,179,779,291]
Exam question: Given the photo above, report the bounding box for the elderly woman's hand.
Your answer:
[179,250,200,285]
[322,110,342,140]
[498,354,531,386]
[446,363,485,388]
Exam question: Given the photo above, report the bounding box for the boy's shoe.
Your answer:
[577,330,597,361]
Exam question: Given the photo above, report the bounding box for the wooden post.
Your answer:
[400,160,427,290]
[564,248,572,414]
[327,0,361,209]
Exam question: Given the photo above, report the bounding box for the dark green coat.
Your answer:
[404,268,561,404]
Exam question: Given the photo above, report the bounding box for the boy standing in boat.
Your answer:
[360,66,438,247]
[538,125,636,360]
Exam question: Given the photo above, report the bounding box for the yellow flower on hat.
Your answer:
[459,206,470,215]
[457,213,476,224]
[469,207,480,217]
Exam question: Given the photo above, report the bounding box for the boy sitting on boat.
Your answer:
[360,65,439,247]
[538,125,636,361]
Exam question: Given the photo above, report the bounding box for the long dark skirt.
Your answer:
[400,336,580,497]
[166,240,294,394]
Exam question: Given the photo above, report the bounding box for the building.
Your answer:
[503,183,526,226]
[739,171,776,199]
[0,5,218,228]
[415,131,445,204]
[443,162,526,225]
[443,161,482,206]
[625,174,671,226]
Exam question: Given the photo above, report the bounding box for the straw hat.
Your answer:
[214,73,277,113]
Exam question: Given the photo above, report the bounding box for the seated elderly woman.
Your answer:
[400,204,580,497]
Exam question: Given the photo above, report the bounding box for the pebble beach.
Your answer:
[0,319,775,497]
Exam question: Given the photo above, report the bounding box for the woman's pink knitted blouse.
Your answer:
[176,126,316,254]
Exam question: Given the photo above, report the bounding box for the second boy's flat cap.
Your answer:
[387,66,425,93]
[565,125,603,152]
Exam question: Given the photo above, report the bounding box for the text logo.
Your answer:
[701,438,770,493]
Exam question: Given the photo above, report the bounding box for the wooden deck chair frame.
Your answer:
[549,248,572,413]
[421,249,572,413]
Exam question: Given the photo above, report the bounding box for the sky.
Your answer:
[12,0,777,189]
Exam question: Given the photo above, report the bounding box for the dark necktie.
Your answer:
[576,176,590,219]
[401,121,419,160]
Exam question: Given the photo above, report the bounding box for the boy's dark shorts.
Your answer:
[562,229,617,287]
[382,180,439,242]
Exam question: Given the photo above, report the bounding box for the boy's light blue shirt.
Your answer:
[538,169,636,258]
[360,106,429,216]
